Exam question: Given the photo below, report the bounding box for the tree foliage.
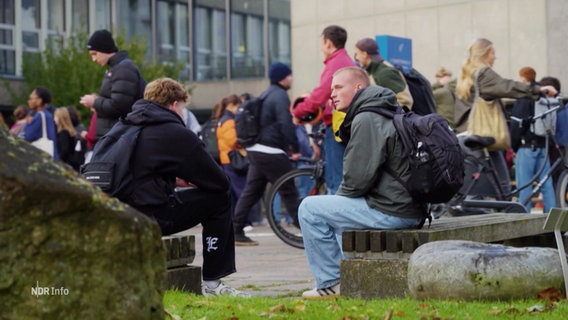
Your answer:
[4,32,185,124]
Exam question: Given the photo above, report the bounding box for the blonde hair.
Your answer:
[334,66,371,87]
[455,38,494,100]
[54,107,77,136]
[144,78,189,107]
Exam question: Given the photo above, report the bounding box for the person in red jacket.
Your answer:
[291,25,355,194]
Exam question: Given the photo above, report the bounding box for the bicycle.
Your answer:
[264,157,326,249]
[433,95,567,218]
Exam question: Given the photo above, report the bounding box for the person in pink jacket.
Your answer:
[292,25,355,194]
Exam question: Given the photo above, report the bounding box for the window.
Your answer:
[230,0,264,78]
[21,0,40,52]
[157,0,191,80]
[194,0,227,81]
[71,0,88,33]
[0,0,15,75]
[268,0,291,66]
[117,0,151,50]
[46,0,65,53]
[94,0,111,31]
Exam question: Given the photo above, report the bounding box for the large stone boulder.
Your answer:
[408,240,564,301]
[0,128,166,319]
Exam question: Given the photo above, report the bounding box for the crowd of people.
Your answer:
[5,26,564,300]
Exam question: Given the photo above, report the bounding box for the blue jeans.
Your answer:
[298,195,423,288]
[514,147,556,212]
[323,127,345,195]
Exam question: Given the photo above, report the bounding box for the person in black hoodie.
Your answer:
[124,77,248,297]
[80,29,145,143]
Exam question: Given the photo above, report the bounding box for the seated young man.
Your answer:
[298,67,425,299]
[123,77,247,297]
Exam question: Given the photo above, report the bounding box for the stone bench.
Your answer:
[340,213,559,299]
[162,235,201,294]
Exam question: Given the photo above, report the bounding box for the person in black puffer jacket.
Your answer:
[80,29,145,143]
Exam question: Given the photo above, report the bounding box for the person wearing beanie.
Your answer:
[354,37,413,108]
[80,29,145,144]
[291,25,355,196]
[232,61,301,246]
[269,62,292,84]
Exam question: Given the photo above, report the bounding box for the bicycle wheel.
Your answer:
[265,168,326,249]
[555,170,568,208]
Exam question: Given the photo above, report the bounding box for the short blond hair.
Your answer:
[333,66,370,87]
[144,78,189,107]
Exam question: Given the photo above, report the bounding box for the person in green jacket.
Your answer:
[354,37,413,109]
[432,67,457,128]
[298,67,424,300]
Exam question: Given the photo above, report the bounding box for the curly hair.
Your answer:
[144,78,189,107]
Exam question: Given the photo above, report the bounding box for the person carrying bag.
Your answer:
[467,70,510,151]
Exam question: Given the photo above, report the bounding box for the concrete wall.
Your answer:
[290,0,568,99]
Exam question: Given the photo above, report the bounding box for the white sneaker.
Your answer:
[201,282,251,297]
[243,225,254,232]
[302,284,340,300]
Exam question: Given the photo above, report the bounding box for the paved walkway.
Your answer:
[178,223,314,298]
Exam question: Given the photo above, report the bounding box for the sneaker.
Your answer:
[201,282,251,297]
[302,284,340,300]
[235,233,259,246]
[243,225,254,232]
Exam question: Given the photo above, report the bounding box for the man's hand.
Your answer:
[292,117,301,125]
[290,153,302,161]
[80,94,97,109]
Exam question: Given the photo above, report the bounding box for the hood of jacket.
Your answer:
[125,99,185,127]
[338,86,399,144]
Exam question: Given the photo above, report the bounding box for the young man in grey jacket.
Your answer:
[299,66,425,299]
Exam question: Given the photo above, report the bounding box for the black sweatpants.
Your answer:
[138,188,236,281]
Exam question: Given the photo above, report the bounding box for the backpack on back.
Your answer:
[396,66,437,116]
[363,106,464,205]
[200,118,220,163]
[80,119,143,202]
[532,97,558,137]
[235,96,265,147]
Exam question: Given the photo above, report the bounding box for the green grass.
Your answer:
[163,290,567,320]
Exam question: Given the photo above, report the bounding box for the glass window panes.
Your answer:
[268,0,291,66]
[194,4,227,81]
[0,49,15,74]
[117,0,152,57]
[230,0,264,78]
[94,0,111,30]
[71,0,88,33]
[21,0,39,50]
[47,0,65,32]
[1,0,15,24]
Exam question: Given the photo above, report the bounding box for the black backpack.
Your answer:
[200,118,220,163]
[80,119,143,202]
[363,106,464,204]
[235,96,265,147]
[396,66,437,116]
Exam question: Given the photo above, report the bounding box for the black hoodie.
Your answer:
[124,99,229,209]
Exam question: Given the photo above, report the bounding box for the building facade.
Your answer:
[289,0,568,101]
[0,0,290,114]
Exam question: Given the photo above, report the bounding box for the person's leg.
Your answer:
[233,152,270,244]
[223,164,246,218]
[323,127,345,195]
[152,188,236,280]
[535,148,557,212]
[261,153,299,223]
[515,148,535,210]
[299,195,423,290]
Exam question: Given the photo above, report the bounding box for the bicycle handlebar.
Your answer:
[510,96,565,125]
